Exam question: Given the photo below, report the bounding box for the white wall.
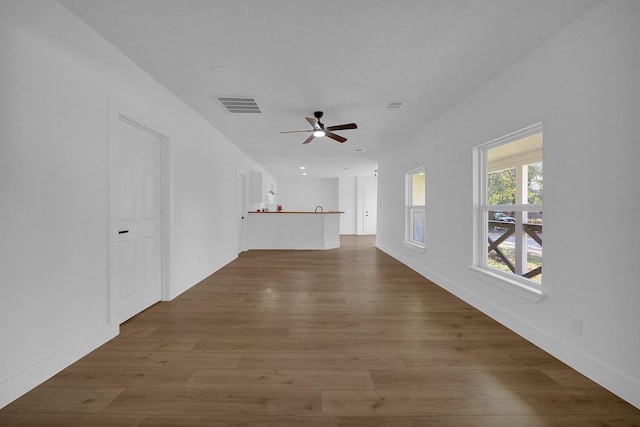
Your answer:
[249,170,278,211]
[275,177,339,212]
[375,0,640,408]
[276,176,374,235]
[0,0,273,408]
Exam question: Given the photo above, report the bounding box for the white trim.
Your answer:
[236,170,249,253]
[480,122,543,150]
[473,123,543,292]
[403,239,426,253]
[468,266,544,302]
[0,324,114,409]
[115,114,172,302]
[108,100,171,336]
[485,203,543,211]
[169,253,237,300]
[405,166,426,248]
[376,241,639,410]
[406,165,425,177]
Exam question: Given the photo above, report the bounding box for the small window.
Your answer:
[405,167,425,250]
[474,124,543,288]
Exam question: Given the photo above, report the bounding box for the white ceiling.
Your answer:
[58,0,599,178]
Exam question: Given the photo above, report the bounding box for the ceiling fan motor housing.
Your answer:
[313,111,324,128]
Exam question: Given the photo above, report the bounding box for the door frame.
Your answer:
[363,186,378,235]
[108,105,170,336]
[356,177,378,235]
[236,170,248,254]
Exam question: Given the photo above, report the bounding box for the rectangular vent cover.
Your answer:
[216,97,261,113]
[384,101,404,110]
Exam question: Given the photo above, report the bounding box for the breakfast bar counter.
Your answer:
[247,211,343,250]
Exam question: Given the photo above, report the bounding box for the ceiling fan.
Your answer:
[280,111,357,144]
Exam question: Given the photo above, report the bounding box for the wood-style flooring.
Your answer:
[1,235,639,426]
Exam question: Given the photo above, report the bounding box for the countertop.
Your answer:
[249,211,344,214]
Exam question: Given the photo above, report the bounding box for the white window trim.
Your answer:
[468,265,544,302]
[404,239,426,253]
[471,123,544,301]
[404,166,426,251]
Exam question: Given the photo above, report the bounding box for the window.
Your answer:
[405,167,425,250]
[474,124,543,291]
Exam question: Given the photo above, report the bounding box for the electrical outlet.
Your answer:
[570,316,582,336]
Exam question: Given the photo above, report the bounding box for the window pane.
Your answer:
[487,219,515,274]
[411,172,425,205]
[487,211,542,282]
[487,168,515,205]
[528,161,543,204]
[410,208,425,244]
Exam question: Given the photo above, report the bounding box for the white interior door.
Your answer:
[364,187,378,235]
[115,118,162,323]
[237,171,248,254]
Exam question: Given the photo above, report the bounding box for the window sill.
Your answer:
[468,266,545,302]
[403,240,426,253]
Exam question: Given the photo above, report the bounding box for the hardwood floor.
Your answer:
[1,235,639,426]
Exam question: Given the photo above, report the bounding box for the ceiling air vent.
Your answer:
[216,97,261,113]
[384,101,404,110]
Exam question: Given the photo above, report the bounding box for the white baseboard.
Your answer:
[168,253,238,300]
[375,242,640,409]
[0,323,116,409]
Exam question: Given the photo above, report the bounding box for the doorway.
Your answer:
[364,186,378,235]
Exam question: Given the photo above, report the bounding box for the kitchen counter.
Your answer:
[247,211,343,250]
[251,211,343,214]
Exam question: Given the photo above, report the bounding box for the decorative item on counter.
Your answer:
[277,204,283,212]
[266,189,277,205]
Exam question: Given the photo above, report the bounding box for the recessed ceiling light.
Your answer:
[302,172,307,176]
[354,148,365,153]
[300,166,305,170]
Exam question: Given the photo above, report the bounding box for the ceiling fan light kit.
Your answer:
[280,111,357,144]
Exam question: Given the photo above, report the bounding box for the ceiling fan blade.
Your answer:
[327,123,357,131]
[279,129,313,134]
[302,135,315,144]
[305,117,319,128]
[325,131,347,143]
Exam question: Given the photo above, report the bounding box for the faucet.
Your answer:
[315,205,323,213]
